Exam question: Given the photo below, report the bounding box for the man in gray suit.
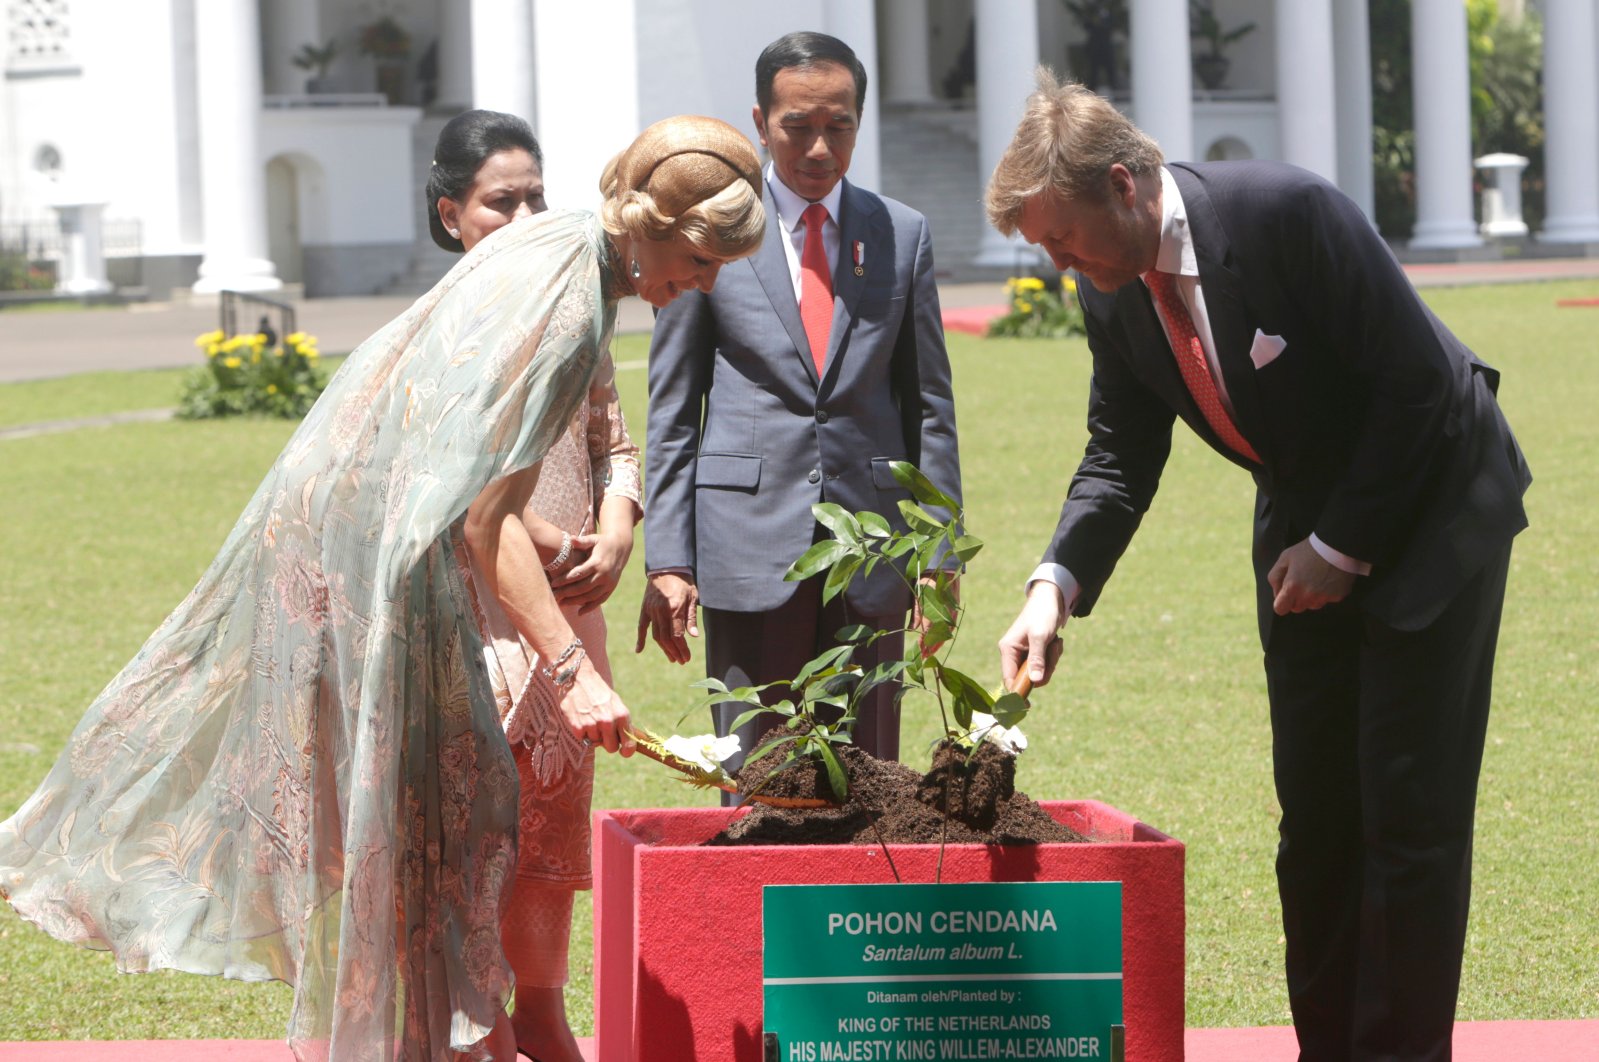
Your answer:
[637,31,960,781]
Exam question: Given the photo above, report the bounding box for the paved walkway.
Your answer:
[4,256,1596,385]
[2,1020,1595,1060]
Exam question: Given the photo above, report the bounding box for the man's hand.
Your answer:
[555,530,633,613]
[999,581,1067,690]
[636,571,700,664]
[1267,538,1356,616]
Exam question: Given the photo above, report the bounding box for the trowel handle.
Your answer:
[1008,671,1033,699]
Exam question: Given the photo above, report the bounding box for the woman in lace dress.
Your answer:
[0,115,763,1062]
[429,109,641,1062]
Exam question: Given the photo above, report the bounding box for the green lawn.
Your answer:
[1,282,1595,1040]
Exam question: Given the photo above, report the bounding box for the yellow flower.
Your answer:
[1018,300,1034,313]
[1018,277,1046,292]
[206,344,222,358]
[1062,275,1077,294]
[286,332,307,346]
[222,357,242,369]
[222,335,246,354]
[266,384,279,395]
[194,329,224,348]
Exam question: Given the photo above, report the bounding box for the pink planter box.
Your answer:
[593,800,1185,1062]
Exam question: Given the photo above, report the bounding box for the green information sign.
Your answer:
[763,881,1122,1061]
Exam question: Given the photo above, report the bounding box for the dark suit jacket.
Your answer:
[645,178,961,616]
[1048,161,1530,641]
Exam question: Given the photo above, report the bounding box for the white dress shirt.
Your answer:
[766,162,843,301]
[1028,167,1369,618]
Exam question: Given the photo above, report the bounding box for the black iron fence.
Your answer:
[222,290,297,344]
[0,217,143,291]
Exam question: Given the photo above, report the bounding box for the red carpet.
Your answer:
[941,304,1008,335]
[1,1021,1595,1060]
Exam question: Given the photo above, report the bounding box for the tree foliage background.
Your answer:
[1370,0,1544,240]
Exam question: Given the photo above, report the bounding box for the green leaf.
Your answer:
[882,535,920,560]
[854,659,907,701]
[689,677,731,695]
[991,692,1030,729]
[834,623,876,645]
[729,703,791,733]
[743,736,798,768]
[858,510,893,538]
[811,502,862,544]
[918,582,957,626]
[950,533,984,564]
[889,461,958,511]
[785,539,849,581]
[791,644,857,689]
[897,499,946,536]
[937,665,995,729]
[820,552,861,605]
[816,738,849,802]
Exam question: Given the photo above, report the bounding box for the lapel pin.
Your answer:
[853,241,865,277]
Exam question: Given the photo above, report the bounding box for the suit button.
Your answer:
[815,410,829,423]
[808,469,821,484]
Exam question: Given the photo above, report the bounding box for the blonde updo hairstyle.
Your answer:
[600,115,766,260]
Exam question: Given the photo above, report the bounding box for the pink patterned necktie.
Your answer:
[799,202,832,375]
[1143,270,1261,463]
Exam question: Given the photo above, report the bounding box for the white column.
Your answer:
[51,200,114,295]
[472,0,536,123]
[193,0,280,293]
[827,0,882,195]
[1276,0,1338,181]
[1333,0,1374,220]
[1540,0,1599,244]
[879,0,935,105]
[1129,0,1192,163]
[533,0,636,210]
[1408,0,1481,249]
[974,0,1044,268]
[261,0,321,95]
[436,0,474,111]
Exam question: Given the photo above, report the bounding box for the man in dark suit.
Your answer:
[990,73,1529,1062]
[637,32,960,781]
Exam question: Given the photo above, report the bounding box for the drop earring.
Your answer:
[629,258,642,281]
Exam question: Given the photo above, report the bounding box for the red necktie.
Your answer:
[1144,270,1261,463]
[799,202,833,375]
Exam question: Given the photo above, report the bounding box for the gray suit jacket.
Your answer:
[644,178,961,616]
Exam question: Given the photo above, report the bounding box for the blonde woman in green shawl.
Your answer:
[0,115,765,1062]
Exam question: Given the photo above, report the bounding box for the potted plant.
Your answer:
[598,465,1187,1061]
[1189,0,1256,91]
[358,10,412,104]
[291,39,339,94]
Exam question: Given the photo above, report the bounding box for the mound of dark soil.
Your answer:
[706,733,1087,847]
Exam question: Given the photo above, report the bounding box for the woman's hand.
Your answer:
[554,527,634,613]
[558,655,634,755]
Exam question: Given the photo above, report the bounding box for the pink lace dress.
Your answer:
[463,354,641,985]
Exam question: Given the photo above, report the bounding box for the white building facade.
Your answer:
[2,0,1594,298]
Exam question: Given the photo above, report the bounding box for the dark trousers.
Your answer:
[1265,545,1513,1062]
[703,577,904,806]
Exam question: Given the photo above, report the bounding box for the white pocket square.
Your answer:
[1250,330,1287,370]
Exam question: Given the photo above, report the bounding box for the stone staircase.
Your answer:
[877,103,992,280]
[385,113,461,295]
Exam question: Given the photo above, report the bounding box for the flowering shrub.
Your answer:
[177,329,328,420]
[986,274,1085,339]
